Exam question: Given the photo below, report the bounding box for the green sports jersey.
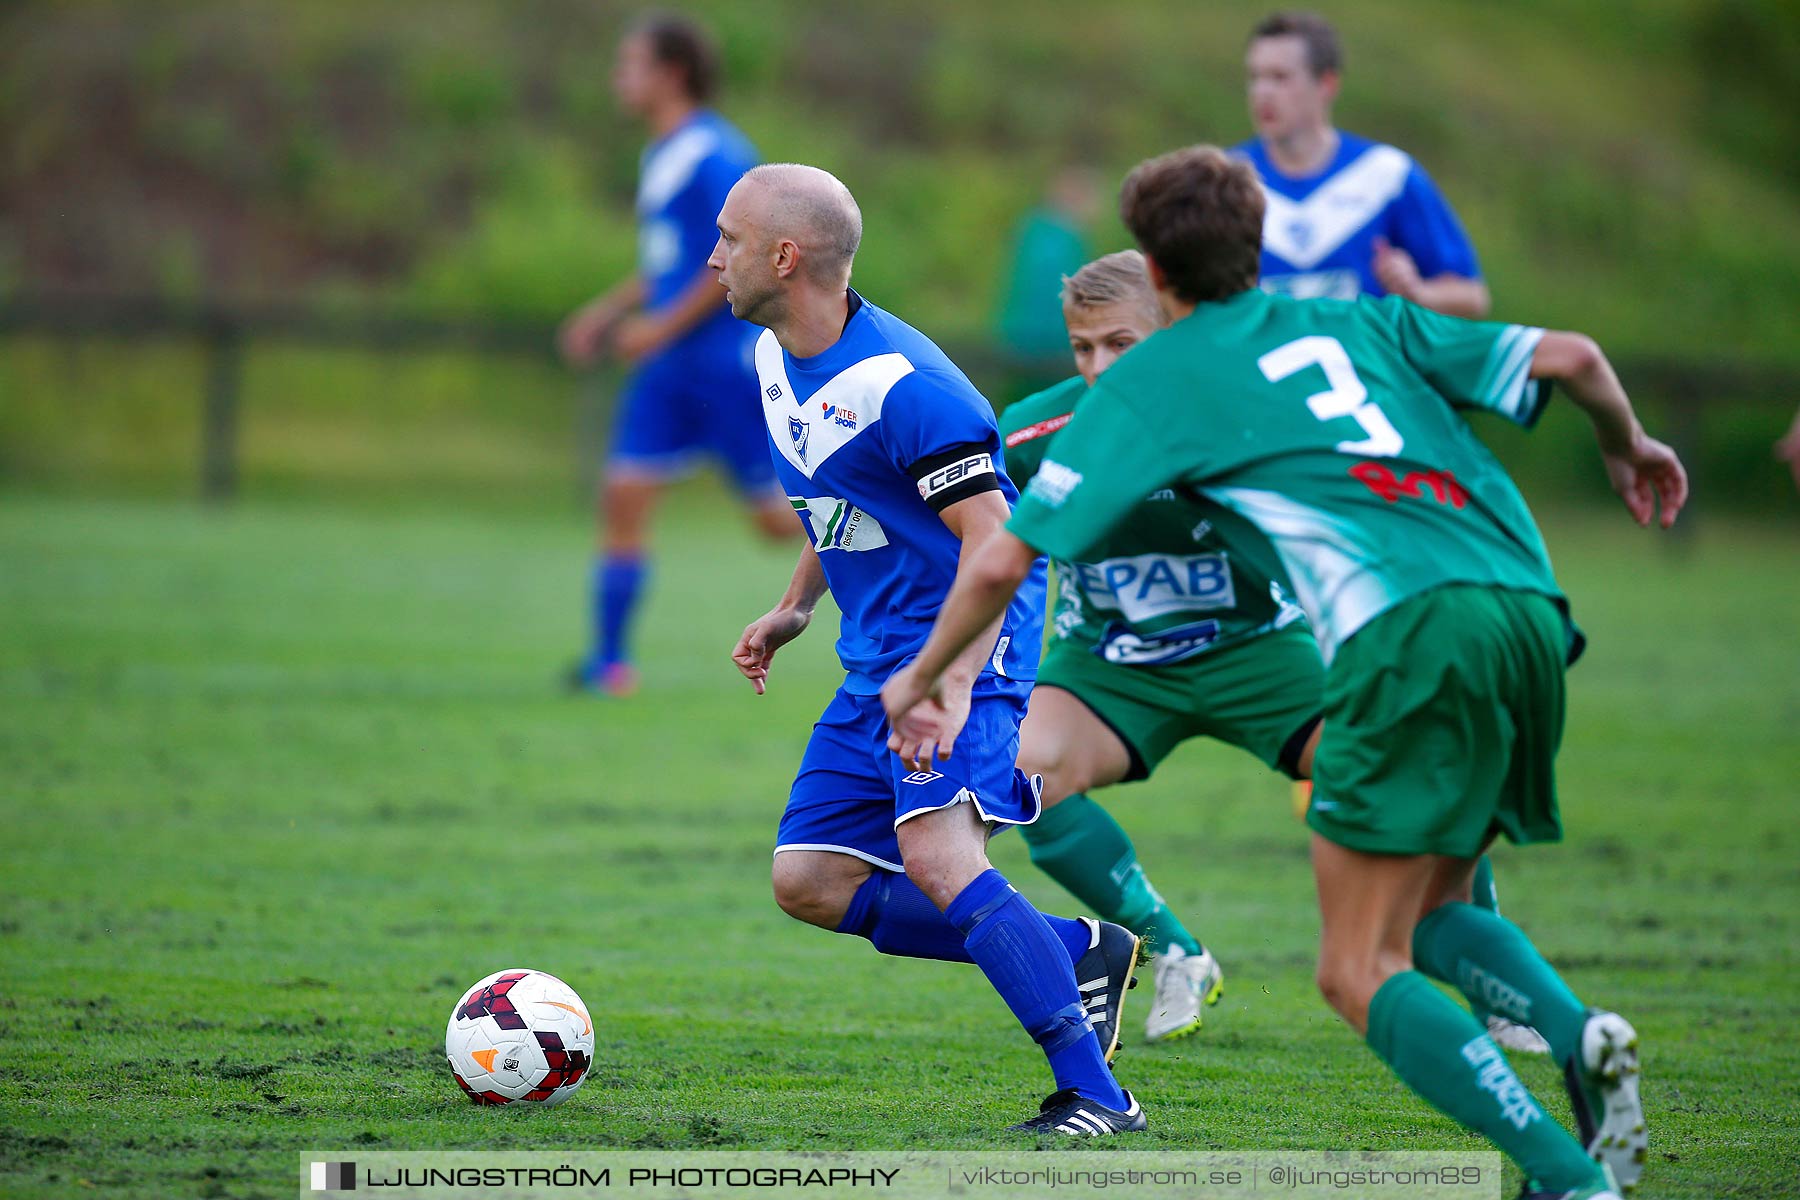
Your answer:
[1008,290,1563,663]
[1001,374,1305,666]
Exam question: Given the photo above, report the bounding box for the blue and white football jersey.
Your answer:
[755,292,1047,694]
[1236,131,1480,301]
[636,109,757,345]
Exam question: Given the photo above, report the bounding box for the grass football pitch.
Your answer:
[2,489,1795,1199]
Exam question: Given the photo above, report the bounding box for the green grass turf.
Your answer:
[2,488,1795,1199]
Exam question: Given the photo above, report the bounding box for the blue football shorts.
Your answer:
[775,681,1041,872]
[608,320,779,498]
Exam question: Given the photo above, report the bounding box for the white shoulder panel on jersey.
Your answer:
[1260,144,1413,270]
[637,125,719,214]
[755,330,914,479]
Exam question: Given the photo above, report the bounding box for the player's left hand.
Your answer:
[611,315,669,363]
[1372,238,1423,299]
[881,667,971,771]
[1602,429,1689,529]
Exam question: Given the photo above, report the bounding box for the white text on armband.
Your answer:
[917,452,995,502]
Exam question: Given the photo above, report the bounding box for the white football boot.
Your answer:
[1143,945,1224,1042]
[1563,1011,1648,1192]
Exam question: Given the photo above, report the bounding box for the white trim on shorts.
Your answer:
[772,842,905,873]
[894,786,1040,831]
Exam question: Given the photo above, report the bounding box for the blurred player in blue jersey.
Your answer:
[559,14,795,696]
[715,164,1147,1136]
[1239,11,1490,318]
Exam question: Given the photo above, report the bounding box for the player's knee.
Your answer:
[901,848,980,911]
[601,478,658,542]
[1315,954,1397,1030]
[1018,742,1079,805]
[1016,732,1062,778]
[1315,955,1369,1014]
[1314,960,1357,1020]
[770,862,843,929]
[900,855,948,907]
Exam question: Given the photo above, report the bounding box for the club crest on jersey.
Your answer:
[821,402,858,429]
[788,416,811,462]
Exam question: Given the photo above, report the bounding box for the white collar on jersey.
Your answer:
[755,330,915,479]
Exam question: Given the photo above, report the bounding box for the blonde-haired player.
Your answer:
[1004,250,1317,1042]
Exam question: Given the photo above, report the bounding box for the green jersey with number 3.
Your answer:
[1008,291,1565,663]
[1002,375,1305,667]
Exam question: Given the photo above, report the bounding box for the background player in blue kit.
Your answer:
[559,14,796,695]
[715,163,1147,1136]
[1239,11,1490,318]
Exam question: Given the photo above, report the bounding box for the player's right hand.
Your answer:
[731,607,811,695]
[883,674,972,771]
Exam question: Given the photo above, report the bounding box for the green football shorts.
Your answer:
[1307,584,1570,858]
[1035,625,1324,780]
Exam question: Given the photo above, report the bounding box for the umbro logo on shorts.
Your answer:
[901,770,944,785]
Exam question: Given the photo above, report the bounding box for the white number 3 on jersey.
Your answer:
[1258,335,1404,458]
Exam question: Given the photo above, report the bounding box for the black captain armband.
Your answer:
[909,442,1002,512]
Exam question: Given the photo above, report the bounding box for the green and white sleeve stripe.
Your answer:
[1472,325,1550,427]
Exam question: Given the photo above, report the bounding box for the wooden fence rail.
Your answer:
[2,294,1792,505]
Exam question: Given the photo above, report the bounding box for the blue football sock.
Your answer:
[590,554,645,670]
[835,871,1089,966]
[1044,912,1091,963]
[945,869,1125,1109]
[836,871,974,963]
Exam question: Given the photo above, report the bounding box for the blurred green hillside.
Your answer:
[4,0,1799,356]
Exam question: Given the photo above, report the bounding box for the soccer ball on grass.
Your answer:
[445,968,594,1105]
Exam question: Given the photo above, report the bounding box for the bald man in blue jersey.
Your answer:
[717,163,1148,1137]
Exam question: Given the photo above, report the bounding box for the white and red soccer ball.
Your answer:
[445,968,594,1106]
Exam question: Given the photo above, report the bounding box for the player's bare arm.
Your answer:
[1531,332,1689,528]
[732,543,828,695]
[882,524,1037,766]
[1372,238,1490,318]
[612,266,735,362]
[883,491,1019,770]
[559,276,646,366]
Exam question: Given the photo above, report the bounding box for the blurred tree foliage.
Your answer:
[1,0,1796,357]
